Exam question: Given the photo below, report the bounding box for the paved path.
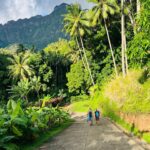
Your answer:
[39,116,147,150]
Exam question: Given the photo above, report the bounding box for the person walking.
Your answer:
[95,109,100,125]
[87,108,93,126]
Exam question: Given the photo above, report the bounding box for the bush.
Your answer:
[0,100,70,150]
[104,69,150,113]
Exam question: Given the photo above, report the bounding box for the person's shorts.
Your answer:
[88,117,92,121]
[95,117,99,121]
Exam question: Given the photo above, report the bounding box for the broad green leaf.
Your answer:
[12,126,22,137]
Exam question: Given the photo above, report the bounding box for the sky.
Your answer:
[0,0,93,24]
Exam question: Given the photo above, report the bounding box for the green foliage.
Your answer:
[0,100,70,149]
[70,92,101,112]
[44,39,72,56]
[87,0,119,24]
[128,32,150,68]
[66,61,90,94]
[64,3,90,37]
[0,40,71,101]
[128,0,150,68]
[70,94,89,103]
[104,69,150,113]
[143,133,150,144]
[9,79,30,101]
[8,53,34,81]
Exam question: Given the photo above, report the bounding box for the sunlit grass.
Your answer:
[71,92,101,112]
[143,133,150,144]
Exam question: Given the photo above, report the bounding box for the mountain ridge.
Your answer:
[0,3,69,49]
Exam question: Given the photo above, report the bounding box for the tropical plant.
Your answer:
[30,76,42,99]
[8,53,34,81]
[0,100,70,149]
[66,61,90,94]
[64,4,95,85]
[9,79,31,101]
[87,0,119,76]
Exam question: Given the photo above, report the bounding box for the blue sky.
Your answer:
[0,0,93,24]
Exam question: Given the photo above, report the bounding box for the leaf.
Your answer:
[11,102,24,119]
[12,117,27,128]
[0,136,15,143]
[7,100,17,114]
[12,126,22,137]
[2,143,19,150]
[0,129,7,135]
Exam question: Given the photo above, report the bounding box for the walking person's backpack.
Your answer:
[95,111,99,118]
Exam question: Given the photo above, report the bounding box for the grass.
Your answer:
[71,92,101,112]
[22,120,74,150]
[143,133,150,144]
[71,100,90,112]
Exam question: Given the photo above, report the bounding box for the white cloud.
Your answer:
[0,0,38,24]
[0,0,93,24]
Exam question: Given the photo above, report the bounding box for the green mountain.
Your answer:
[0,3,68,49]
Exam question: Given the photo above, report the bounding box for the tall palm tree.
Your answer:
[8,53,34,81]
[87,0,119,76]
[121,0,129,77]
[64,4,95,85]
[121,0,126,77]
[137,0,140,13]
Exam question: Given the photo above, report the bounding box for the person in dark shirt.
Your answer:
[95,109,100,125]
[87,108,93,126]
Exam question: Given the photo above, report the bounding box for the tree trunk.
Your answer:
[128,0,136,34]
[137,0,141,13]
[121,0,126,77]
[124,30,128,74]
[76,37,87,69]
[37,90,40,100]
[79,35,95,86]
[104,19,118,77]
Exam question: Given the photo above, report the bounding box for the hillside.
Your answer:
[0,3,68,49]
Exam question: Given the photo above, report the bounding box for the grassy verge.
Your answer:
[22,120,74,150]
[71,100,90,112]
[143,133,150,143]
[71,93,101,112]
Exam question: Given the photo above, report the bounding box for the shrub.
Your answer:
[0,100,70,149]
[104,69,150,113]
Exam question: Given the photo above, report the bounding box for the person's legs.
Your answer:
[88,118,93,126]
[96,117,99,125]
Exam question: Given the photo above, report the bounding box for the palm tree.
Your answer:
[121,0,126,77]
[8,53,34,81]
[87,0,119,76]
[137,0,141,13]
[121,0,129,77]
[30,76,42,99]
[64,4,95,85]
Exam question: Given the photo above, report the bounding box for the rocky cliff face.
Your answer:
[0,3,68,49]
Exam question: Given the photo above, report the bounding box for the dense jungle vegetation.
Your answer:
[0,0,150,149]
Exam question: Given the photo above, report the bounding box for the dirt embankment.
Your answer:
[120,113,150,132]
